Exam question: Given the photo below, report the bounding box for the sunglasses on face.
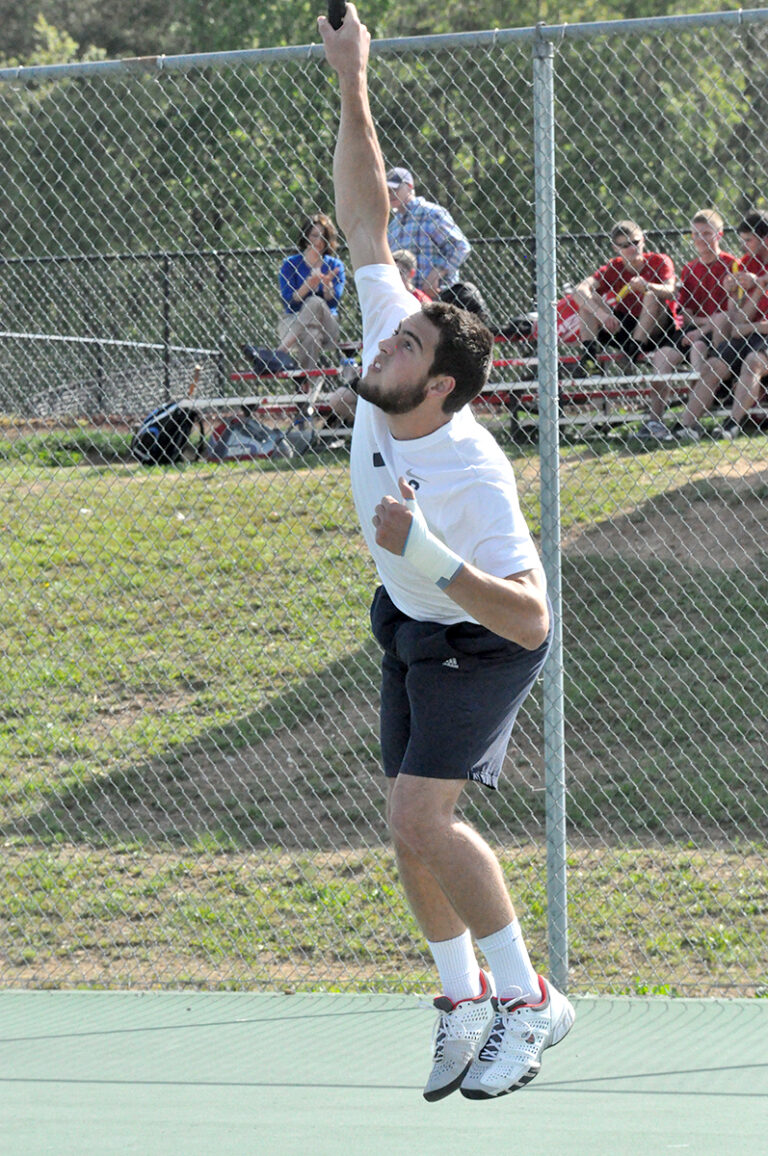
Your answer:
[614,238,641,249]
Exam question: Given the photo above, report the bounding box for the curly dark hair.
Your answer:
[421,301,494,413]
[298,212,338,254]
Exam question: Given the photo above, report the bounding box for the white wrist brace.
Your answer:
[401,496,465,590]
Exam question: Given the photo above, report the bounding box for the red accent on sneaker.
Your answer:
[498,975,547,1011]
[433,969,491,1013]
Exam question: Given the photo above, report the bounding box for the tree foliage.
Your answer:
[0,1,738,62]
[0,3,765,347]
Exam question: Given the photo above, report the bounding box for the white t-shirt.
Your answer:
[350,263,543,624]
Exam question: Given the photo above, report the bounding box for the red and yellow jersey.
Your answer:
[593,252,680,324]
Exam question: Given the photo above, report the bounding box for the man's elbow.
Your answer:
[509,590,551,650]
[500,570,550,649]
[517,609,550,651]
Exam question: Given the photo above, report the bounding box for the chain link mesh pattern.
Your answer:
[1,14,766,997]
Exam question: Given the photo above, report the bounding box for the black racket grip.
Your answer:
[328,0,347,30]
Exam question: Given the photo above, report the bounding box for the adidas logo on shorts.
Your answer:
[442,657,459,669]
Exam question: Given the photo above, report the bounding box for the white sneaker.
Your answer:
[636,417,672,442]
[460,976,575,1099]
[422,969,495,1102]
[671,421,703,443]
[717,419,743,441]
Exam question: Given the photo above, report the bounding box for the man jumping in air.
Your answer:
[319,4,574,1102]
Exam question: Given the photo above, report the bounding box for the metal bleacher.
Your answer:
[192,341,699,443]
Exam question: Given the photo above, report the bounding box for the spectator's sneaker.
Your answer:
[717,417,744,441]
[241,345,299,375]
[422,970,495,1102]
[670,421,703,443]
[461,976,575,1100]
[635,417,673,442]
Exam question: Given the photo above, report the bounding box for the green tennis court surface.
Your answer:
[0,992,764,1155]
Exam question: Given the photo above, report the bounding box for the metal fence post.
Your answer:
[532,25,569,992]
[94,341,105,414]
[216,252,228,394]
[162,252,171,402]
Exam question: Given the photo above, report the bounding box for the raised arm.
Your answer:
[318,4,393,272]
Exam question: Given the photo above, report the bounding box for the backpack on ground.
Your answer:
[206,414,295,461]
[131,401,204,465]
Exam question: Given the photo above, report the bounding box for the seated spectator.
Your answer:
[276,212,346,370]
[392,249,432,303]
[672,209,768,441]
[386,167,471,298]
[643,209,735,440]
[571,220,679,402]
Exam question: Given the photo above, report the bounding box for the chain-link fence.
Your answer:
[1,10,766,998]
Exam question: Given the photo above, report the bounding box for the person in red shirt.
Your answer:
[671,209,735,366]
[571,219,679,386]
[673,209,768,441]
[642,210,735,439]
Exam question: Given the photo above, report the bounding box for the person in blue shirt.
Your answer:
[386,168,471,299]
[276,213,346,369]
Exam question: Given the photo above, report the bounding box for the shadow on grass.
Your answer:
[10,638,389,851]
[560,471,768,841]
[9,629,551,853]
[7,471,768,852]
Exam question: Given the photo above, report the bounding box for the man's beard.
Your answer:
[354,373,429,415]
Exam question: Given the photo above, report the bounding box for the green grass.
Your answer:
[0,424,133,466]
[1,842,765,996]
[0,431,766,995]
[0,452,370,785]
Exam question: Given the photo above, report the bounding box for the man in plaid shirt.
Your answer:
[386,167,471,299]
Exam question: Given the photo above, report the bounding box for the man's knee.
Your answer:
[636,297,663,335]
[651,345,679,374]
[702,357,726,386]
[389,796,429,853]
[744,351,768,377]
[388,780,457,856]
[300,295,331,322]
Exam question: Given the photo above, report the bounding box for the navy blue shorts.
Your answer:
[712,332,768,376]
[662,324,719,361]
[370,585,553,791]
[597,310,677,357]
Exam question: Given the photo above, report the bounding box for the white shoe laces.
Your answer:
[432,1008,473,1059]
[420,996,485,1062]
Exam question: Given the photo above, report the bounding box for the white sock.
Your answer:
[477,919,540,1003]
[426,930,483,1003]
